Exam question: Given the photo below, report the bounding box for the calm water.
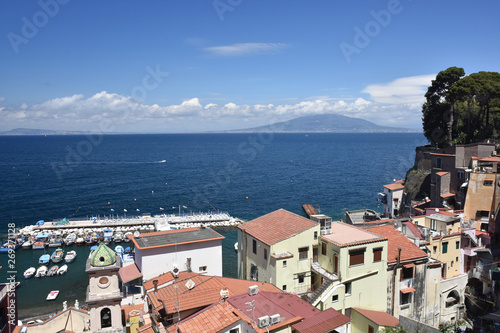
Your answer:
[0,133,426,318]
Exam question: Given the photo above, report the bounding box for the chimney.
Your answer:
[186,258,192,272]
[153,280,158,293]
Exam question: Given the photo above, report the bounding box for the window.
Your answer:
[314,231,318,240]
[299,247,308,260]
[332,295,339,302]
[436,157,442,169]
[283,260,287,268]
[400,267,414,281]
[345,282,351,295]
[298,274,305,284]
[458,171,464,179]
[484,180,493,186]
[229,329,239,333]
[101,308,112,328]
[433,246,437,254]
[321,242,327,256]
[282,285,287,291]
[456,241,460,249]
[456,256,459,262]
[476,210,489,218]
[349,249,365,266]
[264,249,267,260]
[400,292,411,305]
[430,219,437,230]
[250,264,258,281]
[368,325,374,333]
[199,266,207,272]
[451,260,454,267]
[252,239,257,255]
[443,242,448,254]
[373,248,382,262]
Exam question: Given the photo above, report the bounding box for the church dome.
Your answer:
[90,242,117,267]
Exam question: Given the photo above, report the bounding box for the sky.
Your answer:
[1,0,499,133]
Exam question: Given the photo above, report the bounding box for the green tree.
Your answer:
[422,67,465,146]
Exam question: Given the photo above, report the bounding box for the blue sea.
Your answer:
[0,133,426,319]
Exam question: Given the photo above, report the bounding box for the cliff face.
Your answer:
[402,146,434,214]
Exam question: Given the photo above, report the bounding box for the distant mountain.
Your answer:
[224,114,419,133]
[0,128,94,136]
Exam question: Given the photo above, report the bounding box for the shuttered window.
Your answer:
[349,249,365,266]
[373,248,382,262]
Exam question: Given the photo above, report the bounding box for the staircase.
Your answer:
[307,278,333,304]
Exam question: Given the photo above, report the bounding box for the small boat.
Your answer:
[113,232,124,243]
[123,232,132,242]
[51,248,64,263]
[115,245,124,255]
[64,250,77,263]
[63,233,76,246]
[32,241,46,250]
[234,242,238,252]
[39,254,50,265]
[0,240,20,253]
[85,234,98,245]
[24,267,36,279]
[48,235,62,248]
[22,238,33,248]
[57,264,68,275]
[35,266,47,277]
[75,237,85,246]
[47,265,59,277]
[46,290,59,301]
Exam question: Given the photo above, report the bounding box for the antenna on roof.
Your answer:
[245,300,256,324]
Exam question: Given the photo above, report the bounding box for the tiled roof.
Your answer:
[430,153,456,157]
[440,193,456,198]
[383,183,405,191]
[353,308,399,327]
[436,171,449,176]
[359,225,428,264]
[147,273,281,312]
[431,231,461,240]
[403,221,422,240]
[238,209,319,246]
[472,156,500,162]
[119,263,143,284]
[292,308,351,333]
[137,324,155,333]
[130,227,224,250]
[427,212,459,222]
[321,222,386,248]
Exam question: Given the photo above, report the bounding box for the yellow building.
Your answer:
[423,233,461,279]
[237,209,320,296]
[309,222,388,315]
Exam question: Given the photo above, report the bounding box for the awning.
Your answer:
[400,287,416,294]
[403,263,415,269]
[440,193,456,198]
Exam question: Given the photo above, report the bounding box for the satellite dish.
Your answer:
[134,231,140,237]
[172,267,180,276]
[185,279,195,290]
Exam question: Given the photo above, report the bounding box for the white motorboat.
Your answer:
[64,250,77,263]
[64,233,76,246]
[47,265,58,277]
[113,232,124,243]
[22,239,33,248]
[24,267,36,279]
[75,237,85,246]
[57,264,68,275]
[46,290,59,301]
[123,232,132,242]
[35,266,47,278]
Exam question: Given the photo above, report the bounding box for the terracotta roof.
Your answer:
[400,287,416,294]
[238,209,319,246]
[440,193,456,198]
[137,324,155,333]
[353,308,399,328]
[130,227,224,250]
[403,221,422,240]
[431,231,461,240]
[472,156,500,162]
[359,225,428,264]
[121,304,145,321]
[436,171,449,176]
[321,222,386,248]
[147,273,281,312]
[383,183,405,191]
[119,263,143,283]
[437,211,459,217]
[292,308,351,333]
[476,230,490,237]
[143,270,199,291]
[430,153,455,157]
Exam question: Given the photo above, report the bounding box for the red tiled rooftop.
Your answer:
[403,221,423,240]
[119,263,143,284]
[440,193,456,198]
[430,153,456,157]
[238,209,319,246]
[321,222,386,248]
[383,183,405,191]
[292,308,350,333]
[353,308,399,327]
[472,156,500,162]
[437,211,458,217]
[359,225,427,263]
[436,171,449,176]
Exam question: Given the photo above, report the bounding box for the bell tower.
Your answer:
[86,242,123,332]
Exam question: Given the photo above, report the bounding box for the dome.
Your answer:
[90,242,117,267]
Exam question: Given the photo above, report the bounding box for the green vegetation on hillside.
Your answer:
[422,67,500,146]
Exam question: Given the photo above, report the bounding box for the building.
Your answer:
[412,211,461,236]
[21,305,90,333]
[237,209,320,296]
[308,222,388,315]
[378,179,405,218]
[145,271,282,331]
[168,289,351,333]
[129,227,225,280]
[86,242,124,332]
[350,308,399,333]
[0,283,17,333]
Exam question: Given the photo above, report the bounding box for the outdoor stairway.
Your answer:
[311,262,338,281]
[307,278,333,304]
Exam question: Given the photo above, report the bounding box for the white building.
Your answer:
[378,180,405,218]
[129,227,224,280]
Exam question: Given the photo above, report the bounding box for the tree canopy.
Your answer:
[422,67,500,146]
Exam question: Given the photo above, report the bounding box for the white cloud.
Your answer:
[0,97,5,102]
[362,74,436,104]
[0,91,424,132]
[204,43,287,57]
